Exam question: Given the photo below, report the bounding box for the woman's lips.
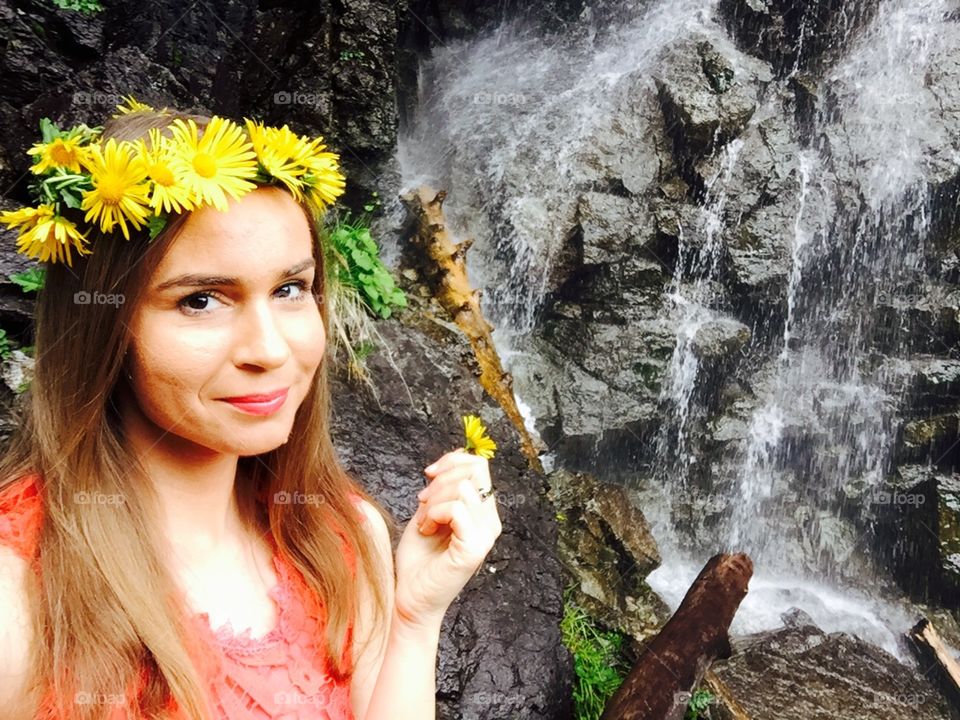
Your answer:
[220,388,289,416]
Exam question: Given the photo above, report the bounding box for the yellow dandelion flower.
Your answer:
[17,213,91,267]
[27,136,90,175]
[168,116,258,212]
[113,95,154,116]
[244,119,314,200]
[298,135,346,207]
[135,129,195,214]
[462,414,497,459]
[80,139,152,240]
[0,205,53,233]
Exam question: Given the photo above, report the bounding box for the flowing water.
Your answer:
[396,0,960,658]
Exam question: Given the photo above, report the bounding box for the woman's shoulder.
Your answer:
[0,474,40,717]
[0,473,43,564]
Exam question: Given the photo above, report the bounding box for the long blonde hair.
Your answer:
[0,109,395,719]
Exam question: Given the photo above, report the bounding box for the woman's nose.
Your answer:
[233,301,291,369]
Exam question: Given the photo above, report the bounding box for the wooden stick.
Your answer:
[600,553,753,720]
[907,618,960,713]
[401,186,543,470]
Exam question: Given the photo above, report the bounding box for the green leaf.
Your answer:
[60,187,82,209]
[147,214,168,241]
[351,249,374,271]
[9,267,45,293]
[39,118,59,144]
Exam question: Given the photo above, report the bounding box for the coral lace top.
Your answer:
[0,473,367,720]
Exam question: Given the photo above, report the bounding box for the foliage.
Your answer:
[324,197,406,320]
[9,267,45,293]
[49,0,104,14]
[685,689,715,720]
[560,585,632,720]
[0,329,12,362]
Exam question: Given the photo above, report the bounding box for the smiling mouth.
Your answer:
[219,388,289,416]
[220,388,289,403]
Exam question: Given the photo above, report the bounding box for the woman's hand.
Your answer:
[393,448,503,628]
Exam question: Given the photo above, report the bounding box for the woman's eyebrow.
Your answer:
[154,258,316,291]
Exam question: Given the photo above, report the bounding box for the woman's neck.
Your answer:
[116,385,247,557]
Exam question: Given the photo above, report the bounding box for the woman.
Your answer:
[0,106,502,719]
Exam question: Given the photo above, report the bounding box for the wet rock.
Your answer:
[710,620,952,720]
[870,283,960,356]
[692,318,751,360]
[875,357,960,414]
[1,350,33,396]
[575,192,655,266]
[654,32,773,163]
[716,0,881,76]
[508,335,662,477]
[579,70,677,199]
[866,465,960,608]
[0,0,401,205]
[547,468,668,643]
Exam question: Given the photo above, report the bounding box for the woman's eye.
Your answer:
[178,291,224,315]
[177,281,312,316]
[277,279,311,301]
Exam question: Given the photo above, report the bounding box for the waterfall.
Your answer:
[396,0,960,658]
[397,0,720,332]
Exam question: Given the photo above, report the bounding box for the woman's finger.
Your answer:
[419,496,479,552]
[420,480,483,535]
[421,457,490,502]
[417,455,491,498]
[423,447,477,478]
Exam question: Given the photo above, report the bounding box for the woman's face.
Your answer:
[122,186,325,457]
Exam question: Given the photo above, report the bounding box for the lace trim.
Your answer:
[192,492,366,654]
[0,473,42,564]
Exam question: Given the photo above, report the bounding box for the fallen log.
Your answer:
[600,553,753,720]
[907,618,960,714]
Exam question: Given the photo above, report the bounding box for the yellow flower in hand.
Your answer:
[462,414,497,459]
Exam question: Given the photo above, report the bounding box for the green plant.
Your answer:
[560,585,632,720]
[0,329,13,362]
[685,689,715,720]
[9,267,45,293]
[362,190,381,214]
[325,209,406,320]
[49,0,104,14]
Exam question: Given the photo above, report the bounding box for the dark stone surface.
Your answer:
[330,293,572,719]
[711,620,952,720]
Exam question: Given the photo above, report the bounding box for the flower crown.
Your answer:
[0,96,346,267]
